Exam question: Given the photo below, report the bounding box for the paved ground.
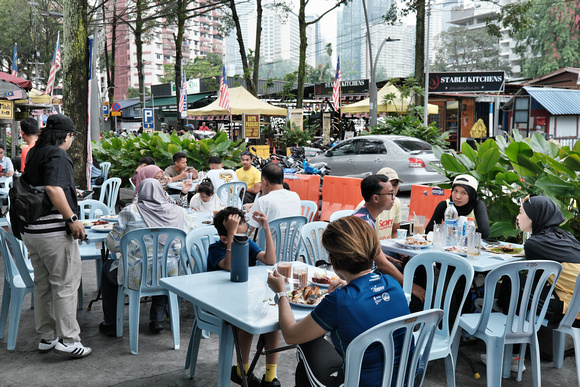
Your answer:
[0,190,578,386]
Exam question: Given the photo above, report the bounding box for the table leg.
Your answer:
[232,325,249,387]
[87,244,107,310]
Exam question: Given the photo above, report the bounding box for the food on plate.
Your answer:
[93,219,110,225]
[288,286,327,305]
[102,215,118,220]
[81,219,110,226]
[92,224,115,231]
[485,244,524,255]
[444,246,466,254]
[404,237,430,246]
[311,272,339,285]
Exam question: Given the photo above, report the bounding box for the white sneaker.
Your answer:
[38,338,58,354]
[480,353,526,373]
[54,339,92,358]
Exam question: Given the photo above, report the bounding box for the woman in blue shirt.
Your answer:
[267,216,411,386]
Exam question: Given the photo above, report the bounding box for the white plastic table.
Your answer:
[381,239,524,272]
[167,181,199,192]
[160,266,312,387]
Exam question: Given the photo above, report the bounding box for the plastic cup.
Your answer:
[186,172,193,181]
[467,232,481,260]
[397,229,408,240]
[292,266,308,289]
[413,215,426,235]
[277,262,292,279]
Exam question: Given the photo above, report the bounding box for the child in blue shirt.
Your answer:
[207,207,280,387]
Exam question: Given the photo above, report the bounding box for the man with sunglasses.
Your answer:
[236,151,261,204]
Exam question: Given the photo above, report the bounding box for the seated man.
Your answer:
[236,151,262,204]
[164,151,198,182]
[0,145,14,177]
[208,207,280,387]
[205,156,239,202]
[131,156,155,185]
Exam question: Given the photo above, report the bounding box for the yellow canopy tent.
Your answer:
[187,86,287,116]
[341,83,439,115]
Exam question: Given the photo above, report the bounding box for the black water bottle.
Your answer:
[230,233,249,282]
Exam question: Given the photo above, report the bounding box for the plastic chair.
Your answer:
[98,177,122,214]
[552,276,580,380]
[183,227,235,384]
[457,260,562,386]
[329,209,354,222]
[300,200,318,222]
[0,227,35,350]
[130,178,136,192]
[403,252,474,387]
[257,215,307,262]
[79,199,109,219]
[116,227,188,355]
[216,181,246,209]
[92,161,111,190]
[344,309,444,387]
[300,221,329,266]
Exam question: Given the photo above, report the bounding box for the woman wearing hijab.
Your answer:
[99,178,196,335]
[425,174,490,238]
[133,164,192,208]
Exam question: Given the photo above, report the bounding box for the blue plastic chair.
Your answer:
[79,199,109,219]
[92,161,111,191]
[183,227,234,384]
[458,260,562,386]
[329,209,353,222]
[257,215,308,262]
[216,181,246,209]
[300,221,329,266]
[0,227,35,350]
[98,177,122,215]
[116,227,188,355]
[552,276,580,379]
[403,252,474,387]
[344,309,444,387]
[300,200,318,223]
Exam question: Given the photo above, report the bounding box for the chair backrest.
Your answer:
[100,162,112,181]
[403,252,474,346]
[119,227,188,291]
[79,199,110,219]
[300,221,329,266]
[344,309,444,387]
[129,179,136,193]
[477,260,562,338]
[300,200,318,223]
[557,276,580,330]
[0,228,34,289]
[185,226,219,273]
[257,215,308,262]
[216,181,247,209]
[99,177,122,214]
[329,209,354,222]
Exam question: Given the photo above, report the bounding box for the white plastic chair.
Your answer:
[403,252,474,387]
[257,215,308,262]
[329,209,353,222]
[300,221,329,266]
[92,161,111,190]
[552,275,580,382]
[344,309,444,387]
[457,260,562,386]
[300,200,318,223]
[98,177,121,214]
[216,181,246,209]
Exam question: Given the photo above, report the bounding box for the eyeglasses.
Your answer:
[375,192,395,198]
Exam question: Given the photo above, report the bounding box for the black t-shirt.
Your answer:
[24,143,78,213]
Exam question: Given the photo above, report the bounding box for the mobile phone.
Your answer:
[77,190,93,198]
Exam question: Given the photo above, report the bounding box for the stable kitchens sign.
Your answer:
[428,71,505,93]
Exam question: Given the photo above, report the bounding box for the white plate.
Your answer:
[443,246,467,256]
[309,271,338,288]
[395,240,432,249]
[91,224,114,232]
[288,300,319,308]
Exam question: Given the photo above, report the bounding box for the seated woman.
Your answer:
[189,179,223,213]
[134,164,192,208]
[267,216,411,387]
[99,178,196,335]
[426,174,490,238]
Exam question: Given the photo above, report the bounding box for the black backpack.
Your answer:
[8,174,52,239]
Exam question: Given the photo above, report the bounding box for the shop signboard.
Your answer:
[428,71,505,93]
[243,113,260,139]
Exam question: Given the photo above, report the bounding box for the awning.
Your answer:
[187,86,287,116]
[0,71,32,90]
[146,93,212,108]
[523,87,580,115]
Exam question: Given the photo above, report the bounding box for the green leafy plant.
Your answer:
[278,122,315,149]
[92,131,246,184]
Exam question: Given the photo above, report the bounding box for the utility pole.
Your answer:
[28,1,44,88]
[423,0,432,127]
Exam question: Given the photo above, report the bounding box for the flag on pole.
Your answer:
[218,66,230,112]
[43,33,61,95]
[332,56,341,111]
[179,65,187,119]
[87,35,94,189]
[11,43,17,77]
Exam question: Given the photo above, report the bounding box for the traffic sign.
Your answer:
[111,102,121,112]
[102,103,109,117]
[143,108,154,130]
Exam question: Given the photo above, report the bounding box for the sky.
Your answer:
[291,0,339,50]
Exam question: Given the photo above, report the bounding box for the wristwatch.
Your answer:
[66,214,79,223]
[274,292,287,305]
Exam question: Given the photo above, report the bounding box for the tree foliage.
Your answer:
[161,53,223,83]
[432,26,511,74]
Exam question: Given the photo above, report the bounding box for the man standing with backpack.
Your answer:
[20,114,92,358]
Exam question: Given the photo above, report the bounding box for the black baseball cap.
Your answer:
[44,114,81,134]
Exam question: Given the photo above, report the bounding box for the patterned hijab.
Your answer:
[133,165,163,198]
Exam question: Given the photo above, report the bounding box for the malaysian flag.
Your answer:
[11,43,17,76]
[179,65,187,118]
[218,66,230,112]
[43,33,61,95]
[333,56,341,111]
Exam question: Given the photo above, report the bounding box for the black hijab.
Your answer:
[451,184,478,216]
[522,196,580,263]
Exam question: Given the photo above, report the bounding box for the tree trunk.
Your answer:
[252,0,262,96]
[414,0,425,106]
[135,0,145,111]
[296,0,307,108]
[230,0,255,95]
[174,0,187,130]
[104,0,117,132]
[63,0,88,187]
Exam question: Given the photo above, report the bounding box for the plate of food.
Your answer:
[395,237,432,249]
[91,223,115,232]
[444,246,467,256]
[310,272,339,288]
[484,244,524,255]
[101,215,118,221]
[288,286,327,308]
[82,219,111,228]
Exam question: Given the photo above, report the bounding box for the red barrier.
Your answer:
[409,185,451,224]
[284,175,321,220]
[320,176,363,221]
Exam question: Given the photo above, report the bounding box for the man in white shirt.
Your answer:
[0,145,14,177]
[205,156,239,204]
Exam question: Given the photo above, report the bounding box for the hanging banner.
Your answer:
[243,113,260,139]
[289,109,303,131]
[322,113,331,142]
